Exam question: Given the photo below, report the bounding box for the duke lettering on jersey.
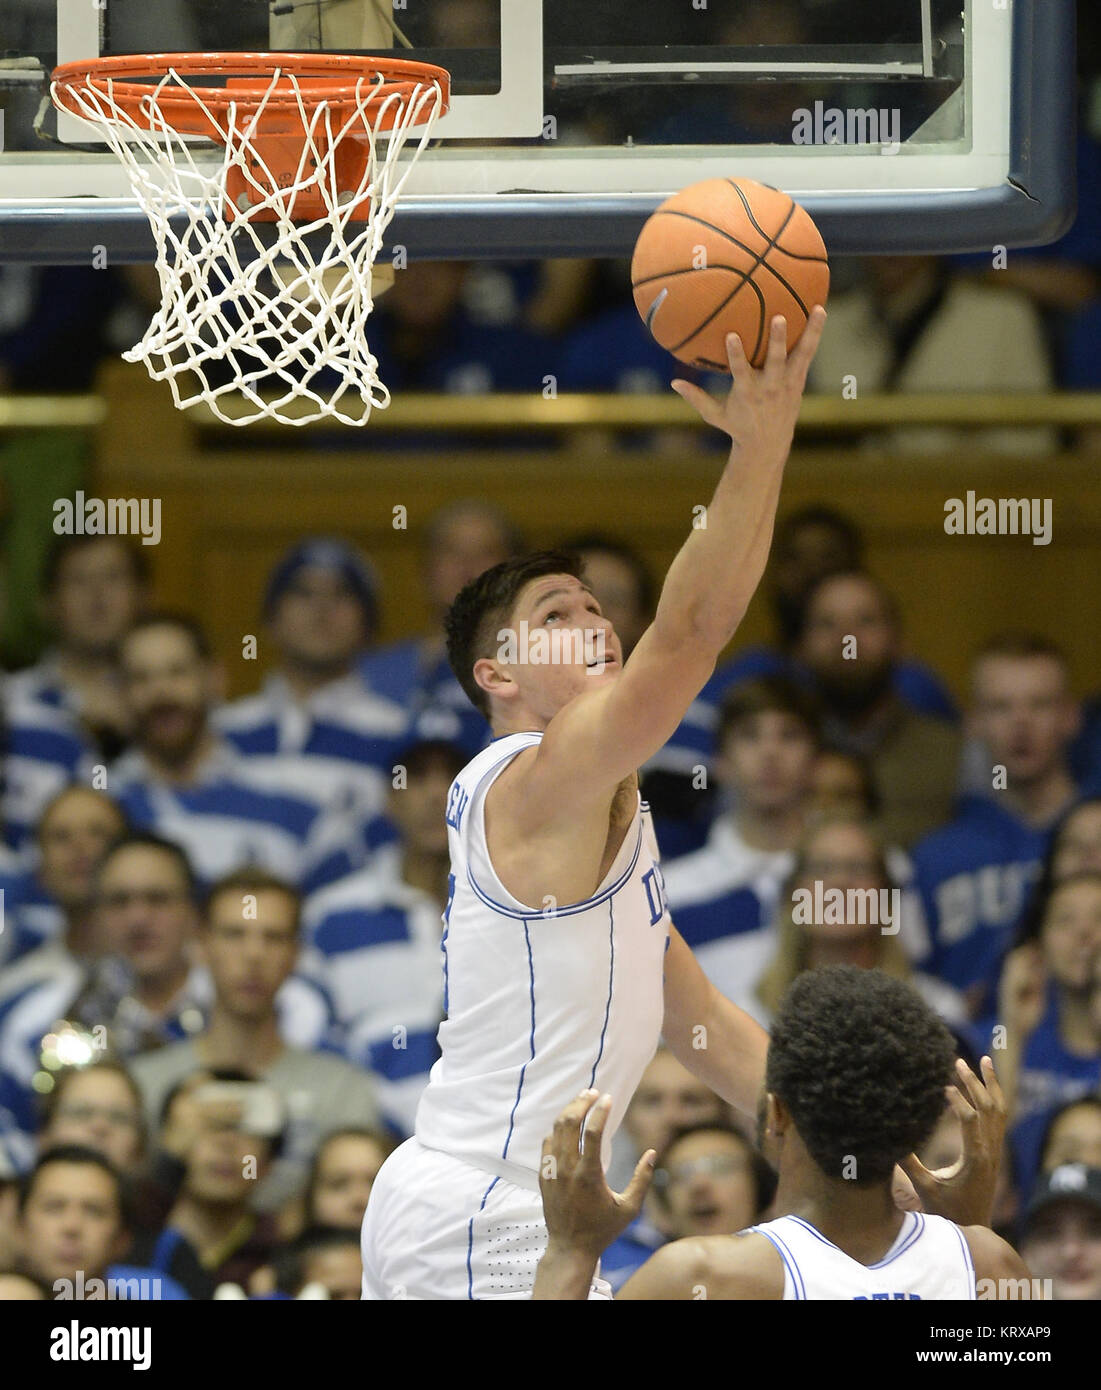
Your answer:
[642,864,667,927]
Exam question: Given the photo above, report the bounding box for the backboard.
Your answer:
[0,0,1076,263]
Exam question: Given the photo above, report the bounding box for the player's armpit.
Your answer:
[617,1232,784,1301]
[963,1225,1042,1299]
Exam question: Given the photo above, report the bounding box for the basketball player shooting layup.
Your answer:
[364,310,856,1300]
[533,968,1028,1301]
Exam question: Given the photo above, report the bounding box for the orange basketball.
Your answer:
[631,177,829,371]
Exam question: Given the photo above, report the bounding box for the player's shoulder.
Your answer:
[620,1230,785,1301]
[959,1223,1030,1283]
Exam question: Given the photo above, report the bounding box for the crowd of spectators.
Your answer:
[0,505,1097,1300]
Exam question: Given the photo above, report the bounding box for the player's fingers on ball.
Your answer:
[763,315,789,373]
[794,305,827,367]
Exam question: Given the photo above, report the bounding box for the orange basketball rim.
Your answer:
[51,52,452,223]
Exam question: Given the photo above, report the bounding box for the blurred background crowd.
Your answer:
[0,0,1099,1304]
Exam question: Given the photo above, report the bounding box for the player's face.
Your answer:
[427,513,512,612]
[970,656,1077,783]
[20,1163,124,1287]
[718,711,816,813]
[42,1071,144,1173]
[50,541,146,656]
[798,577,895,694]
[625,1051,726,1153]
[387,760,454,856]
[202,890,298,1018]
[121,626,213,763]
[1043,1104,1101,1172]
[96,846,197,982]
[1054,805,1101,880]
[269,567,368,671]
[659,1132,759,1239]
[301,1245,364,1300]
[1040,879,1101,991]
[486,575,621,723]
[1021,1204,1101,1301]
[37,790,125,911]
[310,1135,387,1229]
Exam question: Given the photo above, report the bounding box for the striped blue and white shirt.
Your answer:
[303,855,444,1136]
[215,671,409,841]
[2,658,92,852]
[109,741,362,894]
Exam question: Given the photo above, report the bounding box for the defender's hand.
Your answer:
[538,1090,655,1259]
[896,1056,1007,1227]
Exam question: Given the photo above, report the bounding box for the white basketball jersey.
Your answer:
[749,1212,977,1300]
[415,732,670,1187]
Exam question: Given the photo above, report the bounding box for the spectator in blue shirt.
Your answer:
[360,501,525,760]
[911,636,1085,1012]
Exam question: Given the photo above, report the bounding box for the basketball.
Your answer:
[631,177,830,371]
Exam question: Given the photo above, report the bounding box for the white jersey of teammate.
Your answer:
[362,732,671,1299]
[749,1211,976,1300]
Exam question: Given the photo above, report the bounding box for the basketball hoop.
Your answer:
[51,54,450,426]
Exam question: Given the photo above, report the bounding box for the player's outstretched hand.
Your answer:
[895,1056,1007,1227]
[670,307,827,449]
[538,1090,655,1260]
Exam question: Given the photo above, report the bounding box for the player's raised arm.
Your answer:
[533,311,825,801]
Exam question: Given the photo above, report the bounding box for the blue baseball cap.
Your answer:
[264,538,379,630]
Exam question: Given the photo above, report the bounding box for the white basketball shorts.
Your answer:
[360,1137,613,1301]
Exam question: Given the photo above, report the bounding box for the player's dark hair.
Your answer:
[766,966,956,1186]
[41,533,152,596]
[716,675,823,753]
[652,1121,776,1217]
[272,1225,360,1296]
[560,532,657,620]
[97,831,200,905]
[121,611,211,662]
[20,1144,133,1231]
[444,549,584,719]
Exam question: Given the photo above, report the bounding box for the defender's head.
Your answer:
[444,550,623,732]
[759,966,956,1187]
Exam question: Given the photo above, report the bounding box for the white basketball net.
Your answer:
[52,66,445,426]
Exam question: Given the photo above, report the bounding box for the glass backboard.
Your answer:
[0,0,1076,262]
